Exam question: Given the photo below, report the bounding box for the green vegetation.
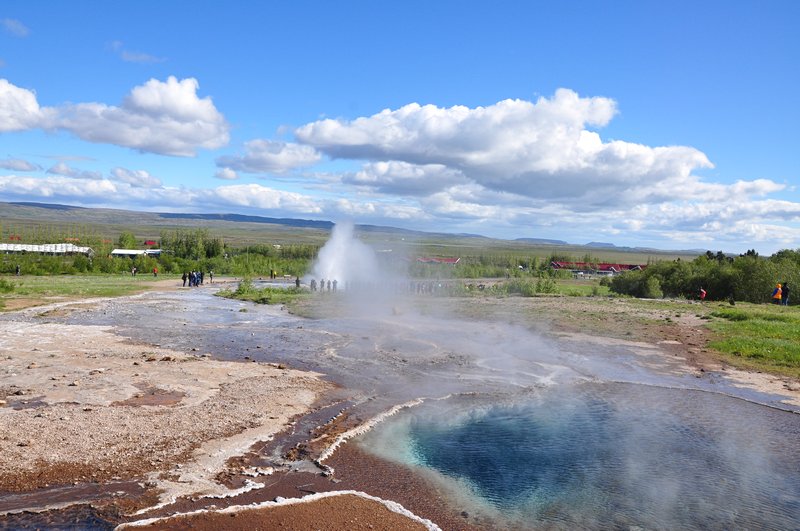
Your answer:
[707,304,800,377]
[215,278,306,306]
[0,274,169,311]
[608,250,800,304]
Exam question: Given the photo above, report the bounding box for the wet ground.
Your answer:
[2,285,799,529]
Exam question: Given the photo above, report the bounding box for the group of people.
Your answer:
[772,283,790,305]
[182,270,213,287]
[309,278,337,292]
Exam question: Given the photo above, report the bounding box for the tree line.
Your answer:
[607,250,800,303]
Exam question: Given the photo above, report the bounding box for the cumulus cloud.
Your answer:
[0,157,40,171]
[209,183,322,212]
[216,139,321,174]
[0,77,229,156]
[0,79,49,132]
[110,167,162,188]
[0,174,119,200]
[46,162,102,180]
[345,161,467,196]
[2,18,29,37]
[295,88,713,207]
[53,76,230,156]
[215,167,238,180]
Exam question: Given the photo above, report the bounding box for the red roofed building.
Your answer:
[550,261,645,276]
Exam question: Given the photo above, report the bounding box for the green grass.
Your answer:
[708,304,800,377]
[0,274,174,311]
[215,279,307,306]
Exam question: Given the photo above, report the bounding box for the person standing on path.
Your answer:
[781,283,790,306]
[699,287,707,301]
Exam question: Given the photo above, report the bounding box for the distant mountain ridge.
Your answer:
[515,237,568,245]
[2,201,707,256]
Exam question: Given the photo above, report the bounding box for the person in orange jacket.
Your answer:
[772,283,782,304]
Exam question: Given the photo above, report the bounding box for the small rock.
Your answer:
[68,381,79,386]
[26,363,37,369]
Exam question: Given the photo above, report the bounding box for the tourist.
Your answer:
[333,279,338,292]
[772,283,782,304]
[699,287,707,301]
[209,270,214,283]
[15,264,20,276]
[781,283,790,306]
[182,272,188,287]
[295,276,301,288]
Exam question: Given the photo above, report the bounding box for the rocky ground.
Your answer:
[2,290,799,530]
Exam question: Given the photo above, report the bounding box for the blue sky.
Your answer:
[1,1,798,253]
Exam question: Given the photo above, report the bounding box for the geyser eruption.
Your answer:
[309,221,381,289]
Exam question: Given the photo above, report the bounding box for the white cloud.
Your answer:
[201,184,322,213]
[215,167,238,180]
[54,76,230,156]
[0,77,229,156]
[216,139,321,174]
[1,18,29,37]
[46,162,102,180]
[110,167,162,188]
[0,174,119,199]
[345,161,467,196]
[0,157,40,171]
[295,89,712,207]
[0,79,48,132]
[110,40,167,64]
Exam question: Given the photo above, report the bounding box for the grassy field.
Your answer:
[707,303,800,378]
[0,274,175,310]
[215,279,307,306]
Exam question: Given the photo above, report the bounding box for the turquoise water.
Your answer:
[360,383,800,530]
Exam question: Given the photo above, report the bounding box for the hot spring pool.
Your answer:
[358,383,800,529]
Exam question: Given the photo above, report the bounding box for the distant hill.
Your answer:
[159,212,334,230]
[515,238,568,245]
[0,201,707,258]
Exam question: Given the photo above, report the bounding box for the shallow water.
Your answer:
[360,384,800,530]
[4,287,800,529]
